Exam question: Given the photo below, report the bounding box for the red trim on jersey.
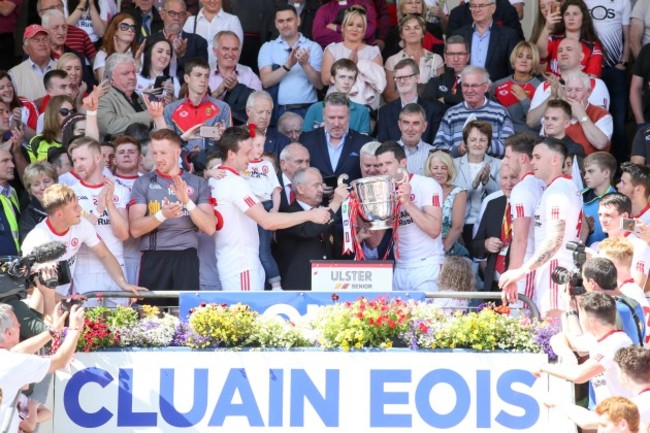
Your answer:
[69,171,81,180]
[240,270,250,291]
[248,159,263,164]
[596,329,624,343]
[244,196,256,208]
[515,204,525,218]
[637,388,650,396]
[45,218,69,236]
[79,179,104,189]
[521,172,535,180]
[547,174,572,187]
[114,173,139,180]
[432,194,440,207]
[635,204,650,219]
[219,166,240,176]
[618,278,636,290]
[155,169,183,179]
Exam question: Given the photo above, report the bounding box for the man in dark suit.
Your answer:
[275,167,349,291]
[452,0,521,82]
[376,58,445,144]
[124,0,164,43]
[245,91,291,158]
[447,0,523,41]
[470,165,519,291]
[299,93,372,183]
[159,0,209,82]
[278,142,311,210]
[421,35,469,110]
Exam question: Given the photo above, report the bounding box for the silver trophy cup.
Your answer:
[350,175,399,230]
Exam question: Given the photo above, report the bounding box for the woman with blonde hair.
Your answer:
[425,150,468,257]
[19,162,58,240]
[27,95,76,162]
[57,53,87,105]
[321,6,386,110]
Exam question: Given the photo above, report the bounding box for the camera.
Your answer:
[550,241,587,296]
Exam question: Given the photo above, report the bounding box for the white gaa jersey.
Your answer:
[71,180,129,271]
[624,232,650,279]
[113,173,141,260]
[21,218,101,296]
[510,172,546,262]
[589,330,633,404]
[242,159,281,201]
[58,167,114,185]
[635,204,650,227]
[396,174,444,266]
[534,176,583,268]
[633,391,650,424]
[210,167,262,280]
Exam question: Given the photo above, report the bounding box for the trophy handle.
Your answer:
[394,167,408,185]
[337,174,349,188]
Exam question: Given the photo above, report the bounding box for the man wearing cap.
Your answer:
[9,24,57,102]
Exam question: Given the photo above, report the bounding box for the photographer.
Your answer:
[0,303,85,433]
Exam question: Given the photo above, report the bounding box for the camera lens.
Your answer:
[551,266,570,285]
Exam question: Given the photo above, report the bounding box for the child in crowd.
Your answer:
[582,152,617,245]
[433,256,473,314]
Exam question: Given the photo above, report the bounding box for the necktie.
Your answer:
[288,184,295,204]
[142,15,151,38]
[495,202,512,275]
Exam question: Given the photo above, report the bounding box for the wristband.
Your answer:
[185,200,197,211]
[86,110,97,116]
[282,64,290,72]
[154,210,166,222]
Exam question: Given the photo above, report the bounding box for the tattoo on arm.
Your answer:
[526,220,565,272]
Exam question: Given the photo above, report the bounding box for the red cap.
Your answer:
[23,24,49,41]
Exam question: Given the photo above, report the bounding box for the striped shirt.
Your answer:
[66,25,97,61]
[398,139,434,176]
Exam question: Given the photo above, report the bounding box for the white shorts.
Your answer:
[123,256,140,285]
[534,259,565,316]
[220,268,265,292]
[393,261,442,292]
[73,268,129,307]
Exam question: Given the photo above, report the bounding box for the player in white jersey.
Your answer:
[112,136,143,284]
[594,193,650,289]
[375,141,444,291]
[21,184,143,315]
[211,127,332,291]
[500,138,583,317]
[500,133,546,305]
[615,346,650,425]
[67,138,130,306]
[618,162,650,228]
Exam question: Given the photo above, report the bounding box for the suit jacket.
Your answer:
[126,6,164,43]
[453,24,521,82]
[275,202,336,291]
[447,0,524,41]
[299,128,372,182]
[264,127,291,159]
[470,194,508,290]
[277,171,290,211]
[421,67,463,109]
[375,97,446,143]
[97,87,151,141]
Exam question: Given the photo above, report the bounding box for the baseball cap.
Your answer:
[23,24,49,41]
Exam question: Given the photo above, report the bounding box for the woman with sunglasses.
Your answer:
[383,14,443,102]
[312,0,378,49]
[424,150,468,257]
[321,6,385,110]
[27,95,76,162]
[136,34,178,102]
[94,13,139,81]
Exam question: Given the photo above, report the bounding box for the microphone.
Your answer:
[20,241,67,267]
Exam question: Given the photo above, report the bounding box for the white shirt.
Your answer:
[589,330,633,404]
[396,173,445,266]
[182,8,244,70]
[114,173,141,261]
[529,79,611,114]
[633,391,650,425]
[635,204,650,226]
[210,167,262,281]
[22,218,101,296]
[510,173,546,262]
[242,159,281,201]
[585,0,631,67]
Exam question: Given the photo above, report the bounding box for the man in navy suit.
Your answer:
[159,0,209,82]
[447,0,523,41]
[452,0,522,82]
[376,58,445,144]
[278,142,311,210]
[299,93,372,183]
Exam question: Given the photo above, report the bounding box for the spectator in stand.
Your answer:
[541,98,586,158]
[134,34,179,100]
[18,162,57,241]
[617,162,650,226]
[181,0,243,71]
[299,92,372,183]
[27,95,75,162]
[582,151,617,245]
[245,91,289,158]
[0,0,20,71]
[377,58,444,144]
[61,113,89,147]
[273,0,320,41]
[526,38,610,130]
[277,111,303,143]
[312,0,378,49]
[452,0,523,82]
[421,35,469,109]
[383,0,446,60]
[57,53,88,108]
[630,43,650,131]
[37,0,97,64]
[453,120,501,246]
[98,53,167,141]
[491,41,543,133]
[9,25,58,102]
[391,103,436,175]
[65,0,116,46]
[0,71,39,139]
[124,0,164,43]
[303,59,371,134]
[0,148,20,257]
[447,0,524,40]
[320,5,385,111]
[36,70,73,133]
[258,4,323,126]
[433,65,514,158]
[425,150,468,257]
[631,0,650,58]
[93,13,139,82]
[561,72,613,156]
[630,125,650,165]
[277,142,310,210]
[383,14,444,103]
[535,0,603,77]
[529,0,552,68]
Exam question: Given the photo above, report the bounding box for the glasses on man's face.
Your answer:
[469,2,492,9]
[118,23,137,32]
[59,108,76,117]
[165,9,186,18]
[38,2,63,12]
[394,72,418,82]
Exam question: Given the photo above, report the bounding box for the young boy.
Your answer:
[302,59,371,134]
[582,151,617,245]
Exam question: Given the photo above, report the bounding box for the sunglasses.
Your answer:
[59,108,76,116]
[118,22,137,32]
